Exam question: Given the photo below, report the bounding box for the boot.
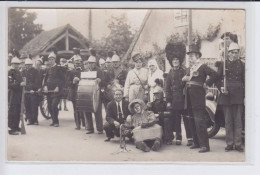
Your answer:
[151,139,161,151]
[136,141,150,152]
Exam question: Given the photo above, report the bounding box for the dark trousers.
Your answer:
[35,95,43,123]
[24,94,38,124]
[8,99,21,131]
[222,104,243,146]
[72,101,85,128]
[164,110,193,142]
[85,99,103,132]
[188,109,210,149]
[47,95,60,124]
[104,121,120,138]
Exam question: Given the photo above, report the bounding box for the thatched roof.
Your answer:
[19,24,89,57]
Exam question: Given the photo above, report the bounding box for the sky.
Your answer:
[28,8,147,40]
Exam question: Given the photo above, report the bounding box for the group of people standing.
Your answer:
[8,32,245,154]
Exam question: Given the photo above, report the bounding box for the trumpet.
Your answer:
[119,124,129,152]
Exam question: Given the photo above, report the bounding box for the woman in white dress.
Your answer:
[147,59,164,102]
[124,54,149,102]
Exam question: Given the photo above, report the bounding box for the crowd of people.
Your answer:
[8,32,245,153]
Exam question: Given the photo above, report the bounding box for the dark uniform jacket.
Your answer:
[24,67,39,91]
[43,65,65,95]
[92,66,105,88]
[165,67,186,110]
[8,68,23,104]
[36,68,45,89]
[67,67,82,102]
[185,63,217,109]
[106,99,130,125]
[215,60,245,105]
[113,68,128,87]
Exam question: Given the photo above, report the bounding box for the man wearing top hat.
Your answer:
[182,44,217,153]
[85,55,105,134]
[43,52,65,127]
[23,58,40,125]
[214,42,245,152]
[8,57,26,135]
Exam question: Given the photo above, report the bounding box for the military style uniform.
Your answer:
[34,68,46,124]
[67,67,86,129]
[164,67,192,143]
[24,67,40,124]
[215,59,245,147]
[8,68,23,132]
[185,62,217,150]
[85,66,105,133]
[113,67,128,87]
[101,68,115,109]
[44,65,65,125]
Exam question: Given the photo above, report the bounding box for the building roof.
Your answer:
[19,24,89,57]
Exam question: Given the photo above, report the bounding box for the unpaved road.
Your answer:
[7,101,245,162]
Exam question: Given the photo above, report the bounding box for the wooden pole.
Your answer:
[188,9,192,46]
[89,9,92,43]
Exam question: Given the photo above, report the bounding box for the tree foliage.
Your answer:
[91,15,135,59]
[8,8,43,52]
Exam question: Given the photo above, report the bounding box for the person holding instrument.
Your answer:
[215,42,245,152]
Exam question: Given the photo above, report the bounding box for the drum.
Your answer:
[76,79,100,113]
[132,124,163,142]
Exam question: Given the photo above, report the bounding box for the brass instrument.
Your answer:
[119,124,129,152]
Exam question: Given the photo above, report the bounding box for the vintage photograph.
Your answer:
[7,8,245,162]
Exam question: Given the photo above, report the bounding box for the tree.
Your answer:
[91,14,135,59]
[8,8,43,52]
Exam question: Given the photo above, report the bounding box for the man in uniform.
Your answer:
[215,43,245,152]
[111,54,128,87]
[182,44,218,153]
[67,55,86,129]
[23,58,40,125]
[164,42,193,146]
[85,55,104,134]
[34,57,45,125]
[99,58,106,71]
[43,52,65,127]
[8,57,25,135]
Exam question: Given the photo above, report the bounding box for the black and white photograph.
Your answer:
[6,7,246,163]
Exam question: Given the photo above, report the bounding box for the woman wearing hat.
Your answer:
[147,58,164,102]
[183,44,218,153]
[126,99,162,152]
[164,42,193,146]
[124,53,148,102]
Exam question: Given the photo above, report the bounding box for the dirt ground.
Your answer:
[7,101,245,163]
